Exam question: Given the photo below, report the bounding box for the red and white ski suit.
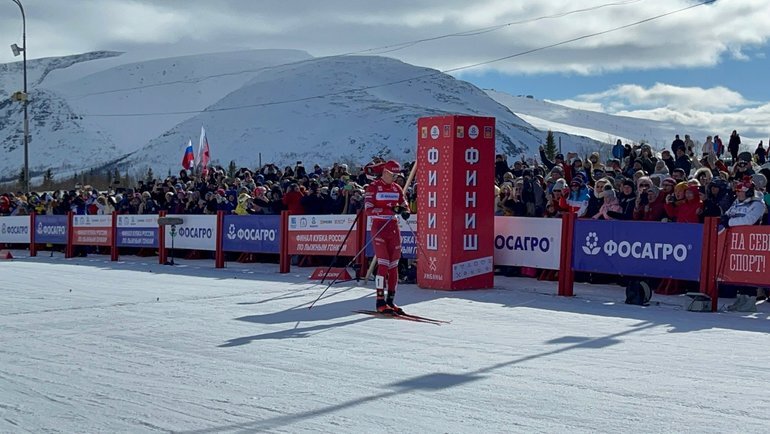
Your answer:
[365,178,407,294]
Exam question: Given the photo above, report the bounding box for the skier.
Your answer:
[364,159,410,314]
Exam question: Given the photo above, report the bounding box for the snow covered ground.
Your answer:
[1,251,769,433]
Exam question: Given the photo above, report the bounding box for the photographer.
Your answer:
[633,185,666,221]
[664,184,702,223]
[721,177,765,228]
[300,181,327,214]
[502,182,527,217]
[730,159,755,181]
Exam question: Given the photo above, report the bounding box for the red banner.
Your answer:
[416,115,496,290]
[72,215,113,246]
[309,267,353,281]
[716,226,770,286]
[286,214,358,256]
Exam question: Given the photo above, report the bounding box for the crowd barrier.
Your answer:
[2,212,766,312]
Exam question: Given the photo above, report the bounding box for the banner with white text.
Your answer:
[493,217,561,270]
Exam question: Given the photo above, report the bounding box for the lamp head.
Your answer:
[11,44,23,57]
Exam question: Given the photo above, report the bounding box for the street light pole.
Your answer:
[10,0,29,194]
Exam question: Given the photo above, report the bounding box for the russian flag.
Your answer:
[182,139,195,170]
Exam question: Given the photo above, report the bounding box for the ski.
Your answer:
[352,310,449,325]
[398,311,451,324]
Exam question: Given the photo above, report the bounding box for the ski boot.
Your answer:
[386,298,404,315]
[376,298,394,314]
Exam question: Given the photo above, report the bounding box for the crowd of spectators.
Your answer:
[494,133,770,228]
[0,160,416,218]
[1,133,768,229]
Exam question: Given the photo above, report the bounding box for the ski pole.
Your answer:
[308,218,393,309]
[320,211,360,284]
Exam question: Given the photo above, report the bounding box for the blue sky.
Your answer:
[466,50,770,103]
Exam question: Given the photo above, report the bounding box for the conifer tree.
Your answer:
[544,130,557,161]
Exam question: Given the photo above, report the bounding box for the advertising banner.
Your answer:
[0,216,31,243]
[365,215,418,259]
[416,115,496,290]
[287,214,358,256]
[288,214,359,256]
[494,217,562,269]
[72,215,113,246]
[163,215,217,251]
[116,214,159,248]
[35,215,68,245]
[716,226,770,287]
[222,215,281,253]
[573,220,703,281]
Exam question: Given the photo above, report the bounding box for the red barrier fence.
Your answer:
[4,212,768,312]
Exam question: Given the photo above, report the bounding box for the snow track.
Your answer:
[1,252,769,433]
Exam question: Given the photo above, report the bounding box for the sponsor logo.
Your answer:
[443,125,451,137]
[456,126,464,138]
[468,125,479,139]
[36,222,66,236]
[430,125,440,139]
[1,223,28,235]
[495,235,551,253]
[375,192,400,201]
[226,223,276,242]
[582,232,601,255]
[484,126,493,139]
[582,231,689,262]
[176,227,213,239]
[421,126,428,139]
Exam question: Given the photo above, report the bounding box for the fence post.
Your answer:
[110,211,119,261]
[158,211,167,265]
[215,211,225,269]
[557,212,575,297]
[356,210,367,279]
[29,212,36,257]
[279,211,290,273]
[65,211,74,258]
[705,217,720,312]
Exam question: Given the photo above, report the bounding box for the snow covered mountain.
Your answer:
[0,52,125,180]
[123,55,605,175]
[486,90,714,152]
[1,49,611,181]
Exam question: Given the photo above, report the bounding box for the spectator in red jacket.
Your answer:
[665,185,702,223]
[634,186,666,221]
[282,183,306,215]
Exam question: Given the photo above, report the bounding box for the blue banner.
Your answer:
[116,215,158,248]
[35,215,68,244]
[573,220,703,281]
[222,215,281,253]
[116,228,158,248]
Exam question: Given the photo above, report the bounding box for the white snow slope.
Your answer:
[1,50,606,180]
[1,252,769,433]
[486,91,715,152]
[0,52,126,178]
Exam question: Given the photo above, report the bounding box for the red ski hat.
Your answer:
[734,176,754,192]
[364,161,385,179]
[382,160,401,174]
